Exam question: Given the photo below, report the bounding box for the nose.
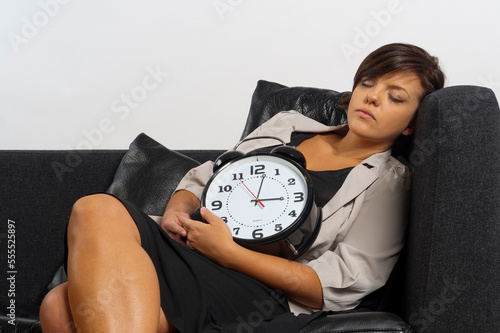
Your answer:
[365,89,380,106]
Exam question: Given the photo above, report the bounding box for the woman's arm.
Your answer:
[224,240,324,309]
[178,207,323,309]
[161,190,200,244]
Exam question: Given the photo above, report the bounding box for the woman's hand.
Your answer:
[178,207,237,264]
[161,190,201,245]
[180,208,323,308]
[161,211,190,245]
[179,208,323,308]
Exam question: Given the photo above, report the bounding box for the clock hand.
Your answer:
[238,178,265,208]
[251,197,284,202]
[255,175,266,206]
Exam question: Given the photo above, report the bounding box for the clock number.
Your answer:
[211,200,223,210]
[232,173,243,181]
[233,227,240,235]
[294,192,304,202]
[252,229,264,239]
[221,217,228,223]
[275,224,282,232]
[288,178,296,186]
[289,210,297,217]
[218,185,232,193]
[275,168,280,176]
[250,164,265,175]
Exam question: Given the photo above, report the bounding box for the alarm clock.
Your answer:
[199,136,322,259]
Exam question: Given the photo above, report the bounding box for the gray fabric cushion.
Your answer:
[404,85,500,332]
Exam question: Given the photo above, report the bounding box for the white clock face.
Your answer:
[203,154,311,243]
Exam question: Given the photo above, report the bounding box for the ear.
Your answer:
[402,127,414,136]
[402,115,416,136]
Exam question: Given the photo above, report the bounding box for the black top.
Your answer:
[289,132,353,207]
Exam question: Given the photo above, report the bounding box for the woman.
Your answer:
[40,43,445,332]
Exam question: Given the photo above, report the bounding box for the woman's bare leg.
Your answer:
[40,282,173,333]
[60,193,168,332]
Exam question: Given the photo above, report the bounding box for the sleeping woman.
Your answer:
[40,43,445,333]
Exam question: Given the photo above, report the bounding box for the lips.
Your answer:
[356,108,376,120]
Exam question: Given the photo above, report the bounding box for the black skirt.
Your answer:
[67,193,326,332]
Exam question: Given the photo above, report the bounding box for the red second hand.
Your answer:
[238,178,265,208]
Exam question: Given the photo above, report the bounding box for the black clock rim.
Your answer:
[200,151,317,245]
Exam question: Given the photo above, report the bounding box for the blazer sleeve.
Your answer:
[174,160,215,200]
[301,162,411,312]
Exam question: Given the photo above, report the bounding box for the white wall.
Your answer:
[1,0,499,150]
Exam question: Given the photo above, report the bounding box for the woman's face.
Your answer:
[347,71,424,146]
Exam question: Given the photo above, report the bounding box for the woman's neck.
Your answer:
[331,131,392,162]
[295,131,393,171]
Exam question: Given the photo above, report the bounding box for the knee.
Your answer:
[40,283,75,332]
[40,283,67,317]
[71,193,117,218]
[67,194,139,248]
[67,194,120,237]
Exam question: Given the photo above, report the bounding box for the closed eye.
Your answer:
[388,94,404,104]
[360,80,375,88]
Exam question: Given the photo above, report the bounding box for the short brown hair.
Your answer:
[339,43,445,109]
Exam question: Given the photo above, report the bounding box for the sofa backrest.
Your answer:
[0,149,220,314]
[0,150,125,313]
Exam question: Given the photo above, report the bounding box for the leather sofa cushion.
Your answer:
[106,133,200,216]
[241,80,349,139]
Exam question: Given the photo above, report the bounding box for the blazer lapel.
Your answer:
[321,151,391,220]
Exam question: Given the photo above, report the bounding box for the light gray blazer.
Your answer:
[175,111,410,315]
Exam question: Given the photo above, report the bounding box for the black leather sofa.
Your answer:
[1,80,499,332]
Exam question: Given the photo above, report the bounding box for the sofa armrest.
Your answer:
[404,86,500,332]
[299,312,411,333]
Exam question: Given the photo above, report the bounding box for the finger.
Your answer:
[199,207,220,225]
[168,233,188,247]
[162,220,187,238]
[172,223,188,238]
[178,215,195,230]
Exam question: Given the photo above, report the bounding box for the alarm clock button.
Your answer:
[270,146,307,168]
[213,150,245,172]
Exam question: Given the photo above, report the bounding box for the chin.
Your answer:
[348,118,376,134]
